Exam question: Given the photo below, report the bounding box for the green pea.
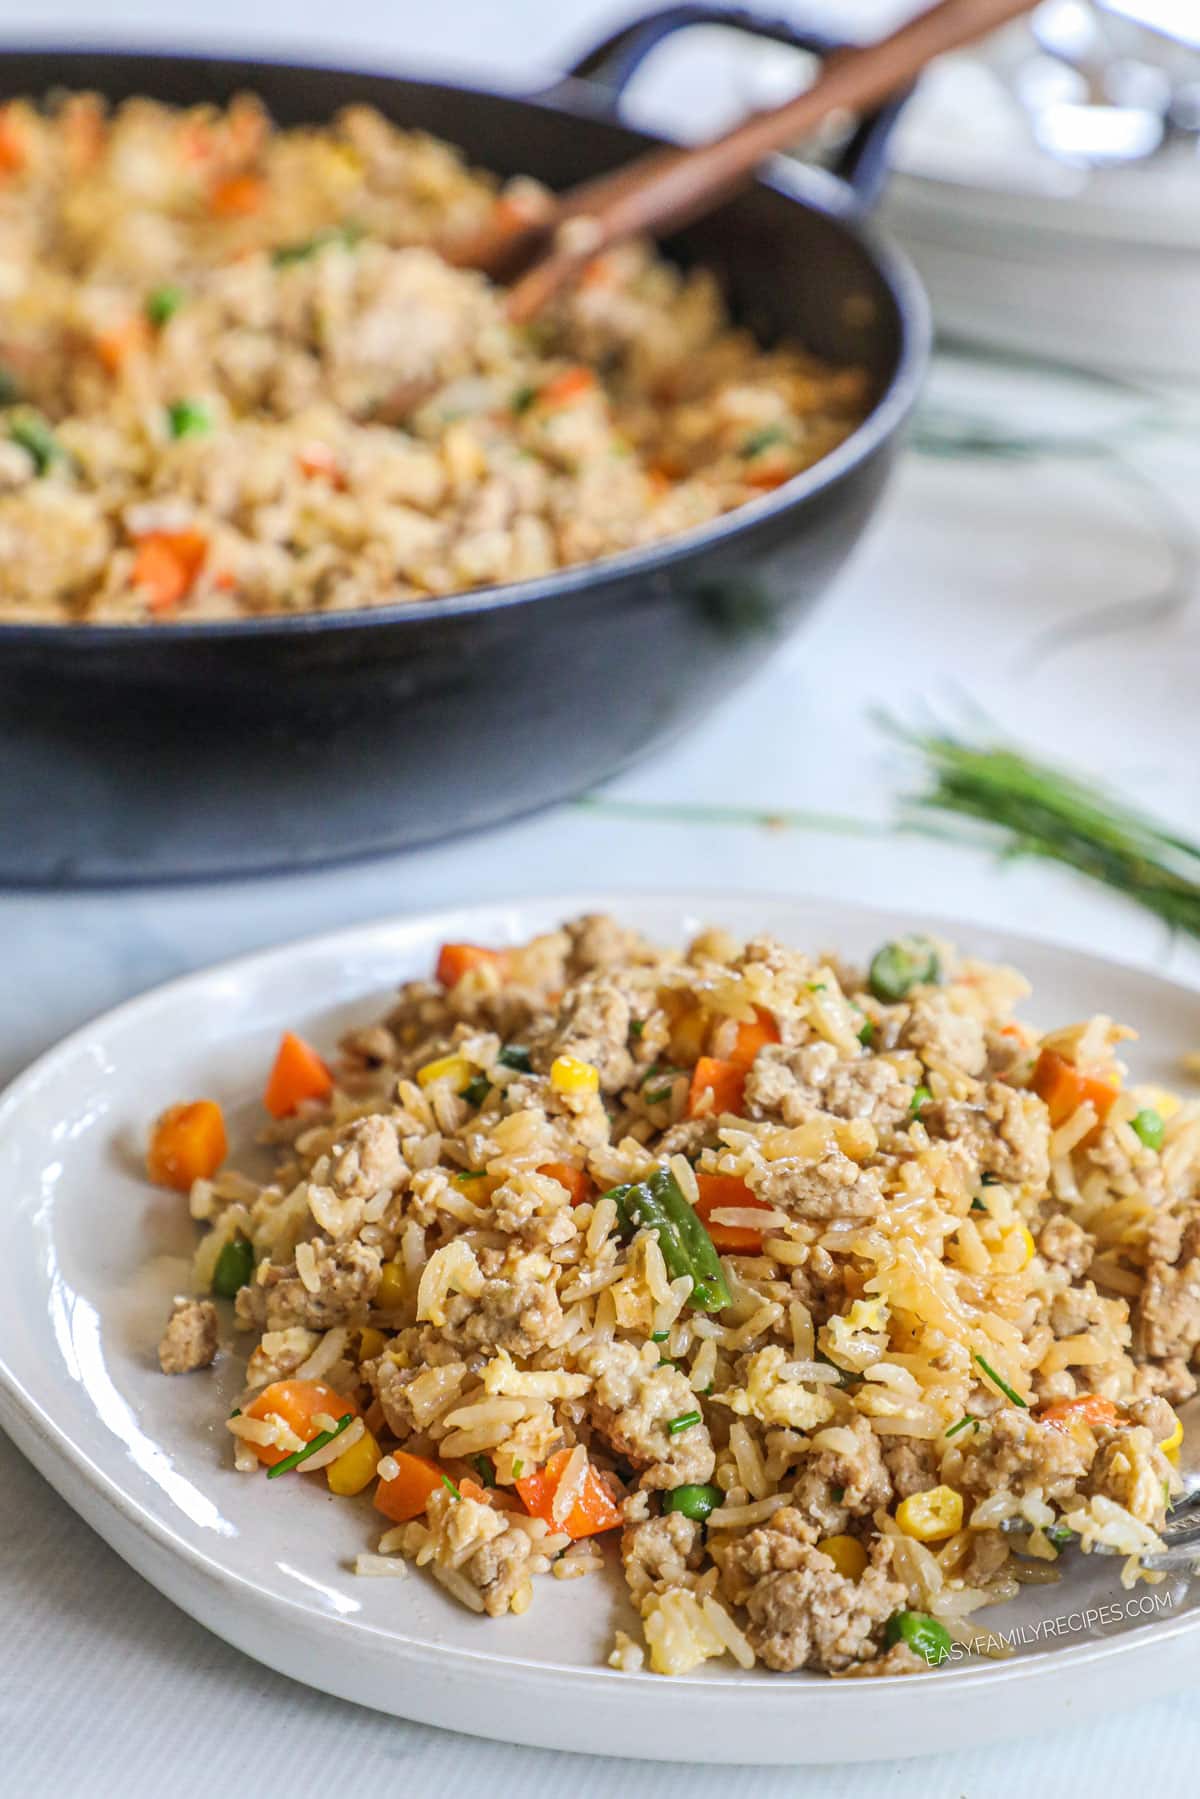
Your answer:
[167,398,212,440]
[868,937,940,1004]
[9,410,64,476]
[1131,1108,1165,1151]
[885,1609,952,1666]
[212,1234,255,1298]
[910,1084,933,1117]
[662,1483,724,1522]
[145,285,184,327]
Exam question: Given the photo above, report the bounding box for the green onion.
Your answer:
[830,1485,845,1503]
[272,222,362,267]
[857,1020,875,1048]
[145,284,184,327]
[497,1045,532,1072]
[909,1085,932,1117]
[9,410,64,476]
[651,1331,670,1343]
[807,981,827,993]
[662,1482,723,1522]
[455,1169,487,1183]
[266,1413,353,1479]
[739,423,789,458]
[229,1407,242,1419]
[471,1454,496,1488]
[629,1020,645,1039]
[944,1415,978,1439]
[511,383,538,414]
[461,1074,490,1107]
[512,1458,524,1479]
[167,397,211,439]
[970,1196,988,1213]
[973,1351,1027,1408]
[892,722,1200,942]
[666,1410,702,1437]
[980,1172,1000,1186]
[609,1167,731,1312]
[441,1473,462,1501]
[1132,1108,1165,1151]
[1045,1523,1075,1548]
[868,937,940,1003]
[885,1610,952,1667]
[644,1083,677,1106]
[212,1234,255,1299]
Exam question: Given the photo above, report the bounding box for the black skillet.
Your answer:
[0,5,929,884]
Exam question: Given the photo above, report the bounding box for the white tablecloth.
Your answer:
[5,1,1200,1789]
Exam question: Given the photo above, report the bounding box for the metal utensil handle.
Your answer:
[562,2,910,209]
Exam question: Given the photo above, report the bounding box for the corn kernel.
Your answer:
[1020,1227,1036,1266]
[417,1053,473,1090]
[1139,1086,1181,1121]
[358,1326,386,1362]
[1160,1415,1183,1461]
[550,1054,599,1096]
[376,1260,405,1309]
[326,1426,380,1497]
[817,1534,867,1580]
[896,1484,963,1543]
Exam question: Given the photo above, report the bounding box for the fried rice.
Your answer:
[153,913,1198,1677]
[0,92,870,623]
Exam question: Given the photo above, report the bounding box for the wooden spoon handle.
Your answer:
[503,0,1036,320]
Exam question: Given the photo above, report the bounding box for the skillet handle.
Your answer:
[560,2,909,210]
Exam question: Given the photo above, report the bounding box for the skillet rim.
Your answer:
[0,46,931,649]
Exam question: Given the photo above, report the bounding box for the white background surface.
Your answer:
[4,0,1200,1792]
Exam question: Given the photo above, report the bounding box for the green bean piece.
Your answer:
[885,1609,952,1666]
[610,1166,731,1312]
[662,1483,724,1522]
[1131,1108,1165,1151]
[212,1234,255,1298]
[868,936,940,1003]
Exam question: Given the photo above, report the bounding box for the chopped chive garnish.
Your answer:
[511,1458,524,1479]
[910,1085,932,1117]
[807,981,827,993]
[471,1454,496,1488]
[229,1407,242,1419]
[739,423,789,458]
[497,1045,532,1072]
[1045,1523,1075,1548]
[629,1019,645,1039]
[973,1352,1027,1408]
[441,1474,463,1501]
[272,222,362,266]
[651,1330,670,1343]
[511,383,538,414]
[980,1172,1000,1186]
[266,1413,353,1479]
[970,1196,988,1213]
[461,1074,490,1107]
[831,1485,845,1503]
[666,1410,701,1437]
[455,1169,487,1182]
[645,1083,676,1105]
[944,1415,978,1439]
[857,1020,875,1048]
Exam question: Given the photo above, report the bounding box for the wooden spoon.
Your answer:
[449,0,1038,322]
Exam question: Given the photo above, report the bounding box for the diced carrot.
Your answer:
[730,1007,780,1070]
[210,171,266,217]
[0,109,27,175]
[95,315,150,374]
[1038,1394,1122,1434]
[516,1447,622,1540]
[646,467,673,498]
[374,1450,447,1523]
[537,1161,593,1206]
[146,1099,227,1192]
[435,942,510,988]
[1032,1048,1119,1132]
[296,442,346,488]
[130,529,208,614]
[694,1172,773,1253]
[687,1056,746,1119]
[245,1378,359,1469]
[743,465,792,490]
[538,367,596,409]
[212,568,238,592]
[263,1029,334,1118]
[493,191,548,229]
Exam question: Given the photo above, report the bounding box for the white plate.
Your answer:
[3,891,1200,1764]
